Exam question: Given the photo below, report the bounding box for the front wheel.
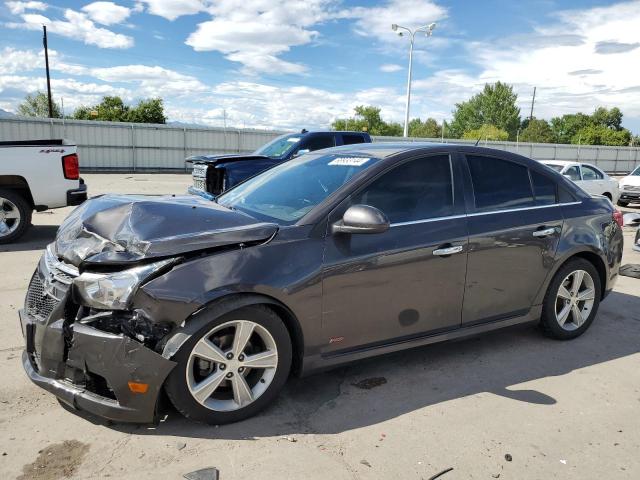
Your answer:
[165,305,292,424]
[617,200,629,207]
[539,259,601,340]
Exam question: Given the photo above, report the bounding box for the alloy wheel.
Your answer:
[0,196,21,238]
[555,269,596,331]
[186,320,279,411]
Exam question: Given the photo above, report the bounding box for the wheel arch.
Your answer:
[161,292,305,376]
[0,175,34,207]
[546,251,608,301]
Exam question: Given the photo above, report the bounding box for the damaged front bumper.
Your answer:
[20,308,176,423]
[19,253,177,423]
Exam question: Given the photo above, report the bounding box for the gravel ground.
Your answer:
[1,173,639,480]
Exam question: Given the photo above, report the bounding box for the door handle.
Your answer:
[433,245,464,256]
[532,227,557,237]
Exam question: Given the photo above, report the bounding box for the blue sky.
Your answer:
[0,0,639,133]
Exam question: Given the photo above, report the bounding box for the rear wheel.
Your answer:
[540,259,601,340]
[0,189,31,244]
[165,305,292,424]
[617,200,629,207]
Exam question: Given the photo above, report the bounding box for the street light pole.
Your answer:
[403,32,415,138]
[392,22,436,138]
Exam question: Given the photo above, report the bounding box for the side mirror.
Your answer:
[332,205,390,235]
[563,174,574,180]
[294,149,310,157]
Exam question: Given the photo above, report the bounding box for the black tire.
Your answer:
[165,305,292,424]
[616,200,629,207]
[540,258,601,340]
[0,188,32,244]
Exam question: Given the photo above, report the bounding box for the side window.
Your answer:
[301,135,335,152]
[530,170,557,205]
[352,154,454,223]
[581,165,603,180]
[342,134,366,145]
[564,166,581,181]
[466,155,534,211]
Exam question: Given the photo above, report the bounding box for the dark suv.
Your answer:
[20,144,623,425]
[188,130,371,198]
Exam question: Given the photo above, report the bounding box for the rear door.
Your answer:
[580,164,607,196]
[461,153,564,325]
[294,134,336,156]
[321,153,468,353]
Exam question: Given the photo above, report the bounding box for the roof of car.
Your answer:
[541,160,579,166]
[323,142,457,158]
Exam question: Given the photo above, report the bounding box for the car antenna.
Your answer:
[301,128,308,134]
[474,135,481,146]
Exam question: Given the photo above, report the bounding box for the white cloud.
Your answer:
[81,2,131,26]
[7,9,134,49]
[350,0,447,43]
[380,63,403,72]
[185,0,336,74]
[90,65,209,97]
[451,1,640,120]
[4,1,46,14]
[135,0,206,20]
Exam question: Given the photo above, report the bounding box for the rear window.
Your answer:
[530,170,557,205]
[342,134,366,145]
[467,155,534,211]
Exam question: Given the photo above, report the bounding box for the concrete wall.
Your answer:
[1,117,639,173]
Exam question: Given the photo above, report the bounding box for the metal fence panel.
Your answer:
[1,117,638,173]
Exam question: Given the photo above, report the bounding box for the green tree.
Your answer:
[449,82,521,140]
[571,125,631,146]
[126,98,167,124]
[519,118,556,143]
[18,92,61,118]
[408,117,442,138]
[462,124,509,141]
[591,106,623,130]
[332,106,402,136]
[550,113,591,144]
[73,96,166,123]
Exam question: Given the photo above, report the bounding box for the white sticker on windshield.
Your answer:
[328,157,371,166]
[287,137,301,143]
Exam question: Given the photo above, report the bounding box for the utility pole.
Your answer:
[529,86,536,121]
[43,25,54,118]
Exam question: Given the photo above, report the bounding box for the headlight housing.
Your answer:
[73,259,176,310]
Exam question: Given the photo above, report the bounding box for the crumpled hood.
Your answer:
[55,194,278,266]
[187,154,271,165]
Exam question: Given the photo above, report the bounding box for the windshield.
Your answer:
[543,163,564,173]
[254,134,302,158]
[218,152,381,225]
[630,166,640,176]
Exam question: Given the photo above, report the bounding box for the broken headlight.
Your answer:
[73,259,176,310]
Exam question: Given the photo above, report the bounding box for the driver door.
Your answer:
[321,153,468,354]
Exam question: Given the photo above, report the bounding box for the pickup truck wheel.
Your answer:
[0,189,31,244]
[617,200,629,207]
[165,305,292,424]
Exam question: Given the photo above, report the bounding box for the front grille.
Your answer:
[25,247,79,320]
[25,273,60,320]
[192,176,206,191]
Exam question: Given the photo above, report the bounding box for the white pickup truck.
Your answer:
[0,139,87,243]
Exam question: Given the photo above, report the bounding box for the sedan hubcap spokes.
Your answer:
[186,320,278,411]
[555,270,595,330]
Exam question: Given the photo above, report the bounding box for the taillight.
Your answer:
[62,153,79,180]
[613,209,623,227]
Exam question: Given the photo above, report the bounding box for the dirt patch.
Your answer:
[352,377,387,390]
[18,440,90,480]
